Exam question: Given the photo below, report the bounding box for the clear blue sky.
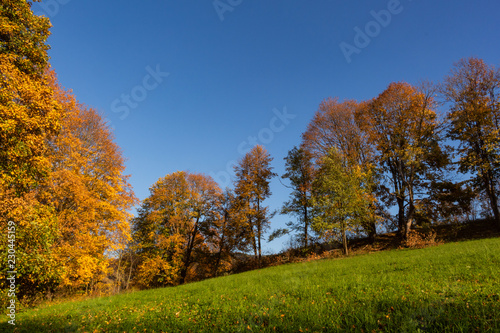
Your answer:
[36,0,500,253]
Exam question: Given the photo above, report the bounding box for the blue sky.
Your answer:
[35,0,500,253]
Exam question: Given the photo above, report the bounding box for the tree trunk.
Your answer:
[180,216,200,284]
[214,249,222,277]
[257,222,262,267]
[115,250,123,294]
[397,197,405,238]
[492,198,500,229]
[126,251,134,290]
[257,198,262,267]
[392,163,405,238]
[364,220,377,244]
[342,221,348,256]
[250,216,257,259]
[304,205,309,248]
[213,212,228,277]
[404,188,416,241]
[484,172,500,228]
[404,217,413,241]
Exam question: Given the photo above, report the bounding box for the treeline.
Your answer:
[1,1,135,305]
[1,1,499,305]
[129,57,500,289]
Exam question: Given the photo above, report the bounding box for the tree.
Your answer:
[0,0,64,304]
[38,74,136,294]
[233,145,276,266]
[277,146,315,248]
[359,82,447,240]
[205,189,246,277]
[441,57,500,227]
[0,1,62,193]
[312,149,374,255]
[0,188,62,304]
[303,98,379,241]
[1,1,137,301]
[133,172,221,287]
[207,189,233,276]
[1,0,51,76]
[303,98,369,162]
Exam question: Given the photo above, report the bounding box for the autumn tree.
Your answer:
[37,74,136,294]
[205,189,246,277]
[0,188,62,303]
[359,82,447,240]
[133,172,221,287]
[303,98,369,162]
[233,145,276,266]
[312,149,374,255]
[0,0,62,193]
[0,0,64,304]
[207,189,232,276]
[1,0,51,76]
[1,69,136,299]
[302,98,379,241]
[1,1,136,301]
[441,57,500,227]
[277,146,315,248]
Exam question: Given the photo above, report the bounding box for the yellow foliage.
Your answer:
[0,55,63,192]
[136,256,178,288]
[36,73,137,292]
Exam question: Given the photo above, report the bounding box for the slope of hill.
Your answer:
[4,237,500,332]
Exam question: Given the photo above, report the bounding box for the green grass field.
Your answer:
[3,238,500,332]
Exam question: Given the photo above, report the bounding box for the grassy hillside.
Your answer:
[4,238,500,332]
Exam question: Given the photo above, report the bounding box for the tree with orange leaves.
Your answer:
[205,189,247,277]
[133,171,222,287]
[0,0,61,193]
[359,82,447,240]
[1,1,136,301]
[233,145,276,266]
[0,0,64,304]
[39,73,136,294]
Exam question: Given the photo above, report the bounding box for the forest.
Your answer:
[1,0,499,308]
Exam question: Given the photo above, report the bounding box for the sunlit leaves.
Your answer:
[312,149,374,254]
[0,0,51,77]
[359,82,444,238]
[233,145,276,265]
[0,185,62,303]
[35,74,137,292]
[303,98,371,165]
[0,55,62,193]
[302,98,380,241]
[0,1,65,305]
[133,171,222,287]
